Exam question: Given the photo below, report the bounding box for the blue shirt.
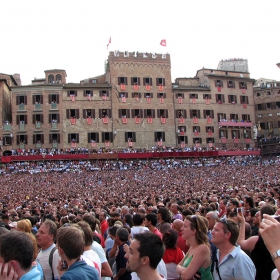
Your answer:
[20,266,42,280]
[213,246,256,280]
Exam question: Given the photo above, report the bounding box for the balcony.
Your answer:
[178,118,185,124]
[19,104,25,110]
[86,118,92,125]
[35,122,41,129]
[147,117,153,124]
[221,137,227,143]
[135,117,140,124]
[52,142,58,148]
[34,103,42,110]
[3,124,11,132]
[122,117,128,124]
[103,117,109,124]
[51,103,57,109]
[19,144,25,149]
[51,123,58,129]
[36,143,42,148]
[160,117,166,124]
[19,123,25,131]
[218,121,252,127]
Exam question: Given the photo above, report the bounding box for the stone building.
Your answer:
[253,78,280,155]
[8,54,257,151]
[173,67,256,148]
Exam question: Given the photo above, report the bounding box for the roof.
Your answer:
[44,69,66,72]
[0,79,12,91]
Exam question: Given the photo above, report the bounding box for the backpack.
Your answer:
[49,247,57,280]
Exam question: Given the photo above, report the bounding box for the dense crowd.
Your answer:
[0,155,280,279]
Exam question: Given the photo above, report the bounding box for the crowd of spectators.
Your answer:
[0,154,280,279]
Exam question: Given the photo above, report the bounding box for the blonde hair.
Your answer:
[17,219,32,233]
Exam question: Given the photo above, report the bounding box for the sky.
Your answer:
[1,0,280,85]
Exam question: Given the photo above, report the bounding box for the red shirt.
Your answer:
[152,228,162,239]
[176,232,189,253]
[100,219,109,237]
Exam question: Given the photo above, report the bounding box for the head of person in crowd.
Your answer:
[157,207,171,224]
[244,196,254,210]
[56,226,84,264]
[162,229,178,249]
[99,210,107,222]
[170,204,180,215]
[115,227,129,245]
[124,214,134,228]
[0,231,37,279]
[172,219,184,233]
[17,219,32,233]
[144,213,158,229]
[246,208,258,224]
[76,221,94,247]
[108,226,119,240]
[36,219,57,250]
[265,197,275,205]
[60,216,69,227]
[219,199,227,211]
[182,209,193,220]
[125,232,165,278]
[121,206,129,217]
[133,213,145,226]
[260,204,276,219]
[212,218,239,247]
[182,215,209,246]
[205,211,218,231]
[228,199,239,211]
[83,213,97,232]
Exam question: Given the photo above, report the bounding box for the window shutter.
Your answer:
[41,135,44,143]
[16,96,19,105]
[156,78,159,86]
[33,135,35,144]
[131,110,135,118]
[152,110,155,118]
[109,110,112,118]
[127,109,130,118]
[165,110,168,118]
[96,133,99,143]
[57,134,60,143]
[118,77,121,85]
[125,132,128,142]
[150,78,153,86]
[102,133,105,143]
[109,132,113,142]
[32,115,35,124]
[154,132,157,141]
[68,134,71,143]
[132,132,136,142]
[66,109,69,119]
[24,115,27,124]
[76,134,79,143]
[24,96,27,105]
[49,95,52,104]
[76,109,79,118]
[49,134,52,143]
[157,109,160,118]
[33,95,35,104]
[162,132,166,141]
[124,77,128,85]
[83,110,86,118]
[163,78,165,86]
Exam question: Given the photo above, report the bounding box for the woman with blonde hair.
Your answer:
[17,219,32,233]
[177,215,213,280]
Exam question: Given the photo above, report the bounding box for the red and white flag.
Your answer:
[107,37,111,49]
[160,39,166,47]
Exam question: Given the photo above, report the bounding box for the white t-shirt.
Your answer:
[131,259,167,280]
[91,240,111,280]
[36,244,60,280]
[130,226,149,239]
[83,249,102,275]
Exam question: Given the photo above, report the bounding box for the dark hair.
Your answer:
[230,199,239,208]
[0,231,33,270]
[133,232,164,269]
[145,213,158,226]
[260,204,276,217]
[57,226,84,260]
[133,213,145,226]
[124,214,134,228]
[162,229,178,249]
[182,209,193,217]
[108,226,118,237]
[244,196,254,208]
[249,208,258,217]
[116,227,129,242]
[157,207,171,223]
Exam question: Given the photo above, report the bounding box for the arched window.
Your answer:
[56,74,62,83]
[48,74,54,84]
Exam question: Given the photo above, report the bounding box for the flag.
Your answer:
[160,39,166,47]
[107,37,111,49]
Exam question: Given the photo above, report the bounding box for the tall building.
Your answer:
[253,78,280,155]
[173,67,256,148]
[7,54,257,151]
[0,73,19,151]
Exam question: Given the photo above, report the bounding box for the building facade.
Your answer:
[253,78,280,155]
[7,55,257,151]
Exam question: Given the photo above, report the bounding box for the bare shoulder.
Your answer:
[194,244,210,254]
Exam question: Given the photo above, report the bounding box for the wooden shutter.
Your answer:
[108,110,112,118]
[131,110,135,118]
[125,132,128,142]
[41,135,44,144]
[76,134,79,143]
[58,134,60,143]
[49,134,53,143]
[162,132,166,142]
[68,134,71,143]
[33,135,36,144]
[165,110,168,118]
[127,109,130,118]
[66,109,70,119]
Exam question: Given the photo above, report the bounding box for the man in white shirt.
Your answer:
[125,231,167,280]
